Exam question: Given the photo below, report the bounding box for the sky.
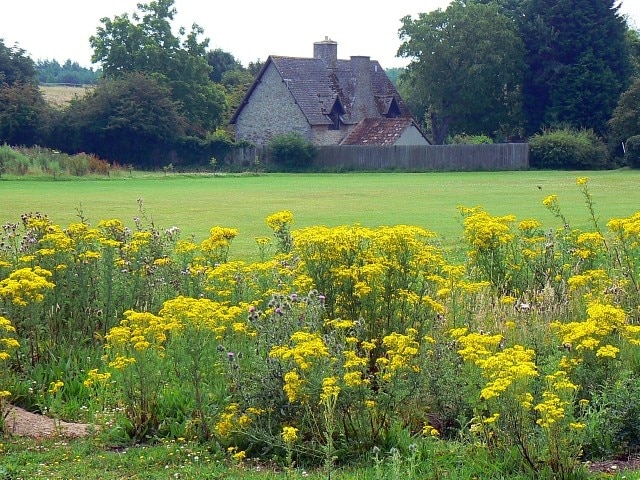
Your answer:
[2,0,640,71]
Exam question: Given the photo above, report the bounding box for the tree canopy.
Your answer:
[61,72,186,166]
[89,0,226,135]
[0,38,37,85]
[521,0,631,135]
[398,1,525,144]
[0,39,48,145]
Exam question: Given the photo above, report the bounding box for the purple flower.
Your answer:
[228,352,235,362]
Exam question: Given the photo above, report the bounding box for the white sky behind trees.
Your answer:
[1,0,639,71]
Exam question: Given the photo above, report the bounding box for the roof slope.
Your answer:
[231,55,412,126]
[340,118,423,145]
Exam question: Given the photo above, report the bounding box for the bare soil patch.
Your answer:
[3,405,92,439]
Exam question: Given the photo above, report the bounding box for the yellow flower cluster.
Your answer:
[281,425,298,444]
[283,370,304,402]
[379,329,422,380]
[160,295,244,337]
[124,231,153,254]
[83,368,112,388]
[266,210,294,232]
[476,345,538,401]
[106,310,178,352]
[0,316,19,363]
[215,403,265,438]
[551,301,628,354]
[0,266,55,306]
[270,331,329,370]
[460,207,516,252]
[450,327,503,363]
[200,227,238,255]
[573,232,605,260]
[48,380,64,394]
[320,376,341,403]
[534,371,577,428]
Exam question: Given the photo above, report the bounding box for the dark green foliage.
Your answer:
[582,377,640,459]
[529,127,608,169]
[398,2,525,144]
[268,132,317,172]
[609,78,640,154]
[0,38,37,85]
[0,38,47,146]
[522,0,631,135]
[385,67,403,86]
[206,48,243,83]
[36,59,100,85]
[449,134,494,144]
[0,82,48,146]
[625,135,640,168]
[89,0,226,135]
[62,73,186,168]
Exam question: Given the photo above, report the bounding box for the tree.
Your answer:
[0,38,37,85]
[0,82,48,145]
[0,39,48,145]
[90,0,226,135]
[398,1,525,144]
[62,73,186,167]
[626,27,640,78]
[521,0,631,135]
[609,77,640,149]
[206,49,243,83]
[36,59,100,85]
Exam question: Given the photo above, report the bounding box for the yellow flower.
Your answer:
[232,450,246,461]
[48,380,64,395]
[596,344,619,359]
[320,376,340,402]
[483,413,500,424]
[266,211,294,231]
[281,426,298,444]
[283,370,303,402]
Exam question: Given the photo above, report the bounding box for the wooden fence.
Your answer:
[223,143,530,172]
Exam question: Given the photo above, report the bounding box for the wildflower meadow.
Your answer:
[2,178,640,478]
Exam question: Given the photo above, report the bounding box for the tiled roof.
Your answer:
[231,55,412,126]
[340,118,420,146]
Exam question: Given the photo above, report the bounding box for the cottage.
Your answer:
[230,38,429,146]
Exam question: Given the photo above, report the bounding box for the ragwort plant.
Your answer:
[4,184,640,477]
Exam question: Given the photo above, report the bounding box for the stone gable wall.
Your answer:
[234,64,311,144]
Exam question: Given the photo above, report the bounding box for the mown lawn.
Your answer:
[3,170,640,259]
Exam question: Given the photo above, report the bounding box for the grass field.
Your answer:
[2,170,640,259]
[39,85,93,107]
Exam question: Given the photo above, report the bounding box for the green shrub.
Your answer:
[450,134,493,144]
[268,132,316,172]
[529,127,608,169]
[625,135,640,168]
[0,144,30,175]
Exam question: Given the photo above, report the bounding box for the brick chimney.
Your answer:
[313,37,337,69]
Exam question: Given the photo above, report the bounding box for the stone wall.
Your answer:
[233,64,311,144]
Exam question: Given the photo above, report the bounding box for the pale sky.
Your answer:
[1,0,639,70]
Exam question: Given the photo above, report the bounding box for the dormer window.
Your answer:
[384,97,402,118]
[327,97,346,130]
